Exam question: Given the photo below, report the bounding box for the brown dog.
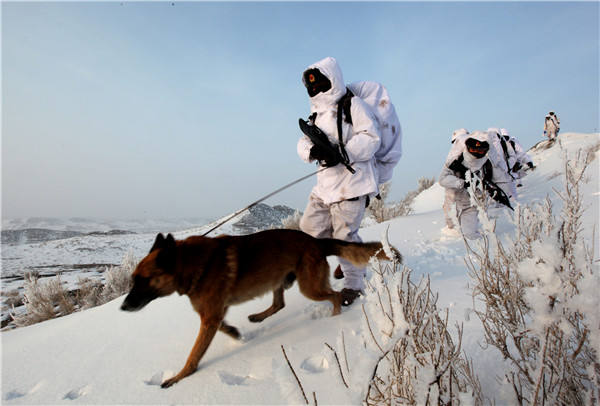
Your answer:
[121,229,400,388]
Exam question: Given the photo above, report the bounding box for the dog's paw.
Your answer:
[161,377,178,389]
[160,375,181,389]
[145,371,175,386]
[221,325,241,340]
[247,314,264,323]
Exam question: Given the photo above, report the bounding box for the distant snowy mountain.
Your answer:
[1,229,85,245]
[1,216,214,235]
[1,133,598,405]
[232,203,297,234]
[1,204,297,245]
[1,229,135,245]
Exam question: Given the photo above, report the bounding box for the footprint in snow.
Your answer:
[144,371,175,386]
[303,302,334,319]
[300,355,329,373]
[217,371,257,386]
[4,381,45,401]
[241,326,267,341]
[4,390,25,401]
[63,385,91,400]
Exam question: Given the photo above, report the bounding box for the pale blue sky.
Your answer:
[2,1,599,220]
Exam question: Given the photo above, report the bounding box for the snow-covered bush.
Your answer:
[466,148,599,405]
[279,210,303,231]
[12,274,75,327]
[367,177,436,223]
[3,289,23,309]
[363,255,483,405]
[11,251,136,328]
[75,277,104,309]
[101,250,135,302]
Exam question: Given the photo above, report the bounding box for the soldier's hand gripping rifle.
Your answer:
[448,158,514,211]
[298,118,355,174]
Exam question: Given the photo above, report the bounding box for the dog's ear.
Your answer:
[156,233,176,272]
[150,233,165,253]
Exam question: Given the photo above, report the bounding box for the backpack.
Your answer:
[336,81,402,184]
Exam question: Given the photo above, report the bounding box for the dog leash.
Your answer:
[201,166,329,236]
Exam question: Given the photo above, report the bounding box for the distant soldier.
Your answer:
[544,111,560,140]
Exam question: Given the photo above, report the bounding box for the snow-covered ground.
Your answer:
[1,133,598,404]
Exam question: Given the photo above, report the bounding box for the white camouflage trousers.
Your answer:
[299,194,367,291]
[443,189,457,229]
[453,189,481,240]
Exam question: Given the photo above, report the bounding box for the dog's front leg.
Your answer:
[161,319,220,388]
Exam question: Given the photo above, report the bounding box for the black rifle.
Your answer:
[298,118,355,174]
[448,157,514,211]
[479,176,514,211]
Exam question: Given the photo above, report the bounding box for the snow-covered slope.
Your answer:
[2,133,598,404]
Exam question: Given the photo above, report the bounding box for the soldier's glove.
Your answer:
[448,159,468,179]
[512,162,522,173]
[463,181,470,189]
[310,145,340,168]
[527,162,535,169]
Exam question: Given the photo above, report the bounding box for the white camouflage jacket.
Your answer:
[297,57,381,204]
[439,130,499,190]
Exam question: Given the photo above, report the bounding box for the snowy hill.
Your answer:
[1,133,598,405]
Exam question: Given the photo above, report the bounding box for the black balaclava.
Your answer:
[465,137,490,159]
[302,68,332,97]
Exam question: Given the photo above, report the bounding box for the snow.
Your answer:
[1,133,598,404]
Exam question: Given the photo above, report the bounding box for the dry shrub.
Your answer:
[3,290,23,308]
[363,257,483,405]
[12,274,75,327]
[75,277,104,309]
[279,210,303,231]
[466,148,599,405]
[11,250,136,328]
[367,177,436,223]
[101,250,135,302]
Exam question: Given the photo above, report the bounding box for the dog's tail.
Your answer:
[319,239,402,266]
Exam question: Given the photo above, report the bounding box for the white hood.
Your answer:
[452,128,469,142]
[303,57,347,114]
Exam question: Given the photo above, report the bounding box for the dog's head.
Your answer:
[120,233,178,312]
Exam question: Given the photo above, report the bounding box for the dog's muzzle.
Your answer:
[120,288,158,312]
